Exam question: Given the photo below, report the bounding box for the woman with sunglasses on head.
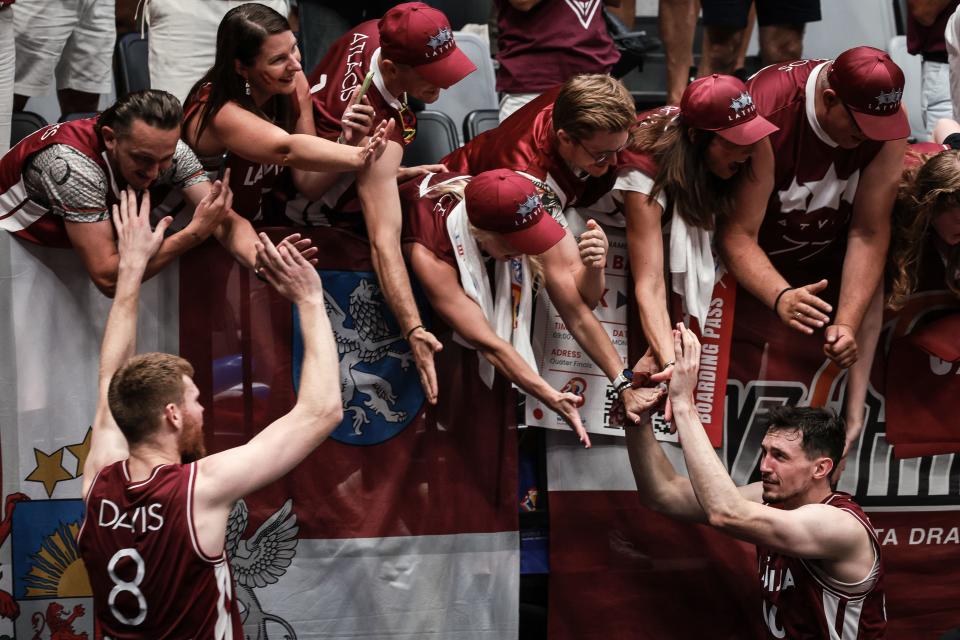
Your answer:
[401,170,668,444]
[183,2,389,224]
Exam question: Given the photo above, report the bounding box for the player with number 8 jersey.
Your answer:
[78,460,242,637]
[78,184,344,637]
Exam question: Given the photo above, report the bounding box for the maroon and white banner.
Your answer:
[179,228,520,639]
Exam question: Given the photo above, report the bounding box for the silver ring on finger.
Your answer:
[793,311,802,320]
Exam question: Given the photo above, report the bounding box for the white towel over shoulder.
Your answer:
[669,208,717,330]
[445,198,536,388]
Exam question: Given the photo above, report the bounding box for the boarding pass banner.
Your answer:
[525,230,632,436]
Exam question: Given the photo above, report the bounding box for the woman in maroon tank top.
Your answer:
[183,3,389,222]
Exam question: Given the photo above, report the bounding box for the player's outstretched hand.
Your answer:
[777,279,832,335]
[407,326,443,405]
[578,219,609,269]
[113,187,170,272]
[620,385,667,425]
[549,389,591,448]
[668,322,701,404]
[254,232,323,305]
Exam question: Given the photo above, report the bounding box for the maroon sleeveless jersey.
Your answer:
[78,461,244,639]
[756,492,886,639]
[183,84,292,222]
[746,60,884,276]
[1,118,116,247]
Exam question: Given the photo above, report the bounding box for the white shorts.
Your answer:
[146,0,290,104]
[13,0,116,96]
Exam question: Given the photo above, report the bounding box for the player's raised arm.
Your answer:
[193,234,342,550]
[83,189,172,497]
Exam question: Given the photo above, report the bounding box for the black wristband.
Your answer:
[773,287,793,314]
[405,324,425,341]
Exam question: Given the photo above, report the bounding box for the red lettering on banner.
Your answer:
[598,288,609,308]
[673,274,737,446]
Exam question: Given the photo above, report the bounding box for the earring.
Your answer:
[244,81,250,96]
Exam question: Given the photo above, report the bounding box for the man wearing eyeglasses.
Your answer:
[717,47,908,466]
[444,74,635,222]
[289,2,477,406]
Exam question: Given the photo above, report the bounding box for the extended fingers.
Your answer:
[137,189,151,221]
[257,232,284,268]
[797,288,832,315]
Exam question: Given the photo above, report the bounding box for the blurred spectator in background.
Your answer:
[115,0,139,36]
[494,0,620,121]
[659,0,698,105]
[908,0,957,138]
[0,0,14,155]
[699,0,821,76]
[606,0,635,28]
[13,0,116,117]
[297,0,396,73]
[146,0,290,103]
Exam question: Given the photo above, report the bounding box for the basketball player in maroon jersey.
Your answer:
[628,324,886,639]
[298,3,477,406]
[77,187,342,638]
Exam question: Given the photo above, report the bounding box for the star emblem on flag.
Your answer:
[25,448,73,497]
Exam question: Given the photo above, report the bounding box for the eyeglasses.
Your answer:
[398,102,417,145]
[574,138,627,165]
[840,101,865,137]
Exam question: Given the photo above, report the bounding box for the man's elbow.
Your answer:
[294,398,344,437]
[706,505,745,531]
[90,270,118,298]
[321,403,344,430]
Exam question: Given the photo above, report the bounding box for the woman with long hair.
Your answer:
[889,148,960,309]
[183,2,388,222]
[401,170,668,446]
[579,74,777,378]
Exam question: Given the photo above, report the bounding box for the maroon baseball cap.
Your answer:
[378,3,477,89]
[828,46,909,141]
[680,74,778,146]
[464,170,566,256]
